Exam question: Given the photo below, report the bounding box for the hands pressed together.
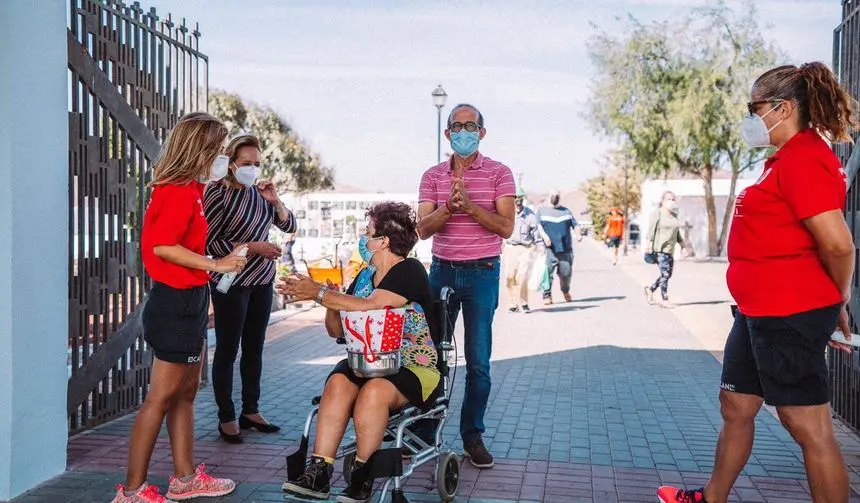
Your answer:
[447,177,475,215]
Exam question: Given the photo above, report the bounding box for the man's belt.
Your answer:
[433,256,499,269]
[505,241,531,247]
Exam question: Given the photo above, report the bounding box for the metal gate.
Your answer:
[67,0,208,433]
[831,0,860,432]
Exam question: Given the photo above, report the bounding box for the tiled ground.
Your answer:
[12,241,860,502]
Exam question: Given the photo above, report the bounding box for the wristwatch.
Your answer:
[315,285,329,305]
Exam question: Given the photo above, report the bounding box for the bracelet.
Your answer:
[315,285,329,305]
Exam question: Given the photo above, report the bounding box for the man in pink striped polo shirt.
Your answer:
[417,103,516,469]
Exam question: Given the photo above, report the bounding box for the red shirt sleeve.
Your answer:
[495,165,516,199]
[146,185,193,247]
[778,155,846,220]
[418,170,437,203]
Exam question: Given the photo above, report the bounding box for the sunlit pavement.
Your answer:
[14,241,860,502]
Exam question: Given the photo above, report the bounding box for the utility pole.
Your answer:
[623,162,629,257]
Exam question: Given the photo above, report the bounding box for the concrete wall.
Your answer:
[0,1,69,499]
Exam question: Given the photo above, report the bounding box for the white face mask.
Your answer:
[740,102,785,148]
[207,155,230,182]
[666,200,679,214]
[234,165,260,187]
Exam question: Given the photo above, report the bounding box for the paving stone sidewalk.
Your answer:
[12,241,860,502]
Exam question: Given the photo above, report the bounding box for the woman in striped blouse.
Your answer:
[204,134,297,443]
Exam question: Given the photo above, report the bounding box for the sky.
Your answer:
[151,0,839,193]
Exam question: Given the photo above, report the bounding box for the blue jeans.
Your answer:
[429,257,500,443]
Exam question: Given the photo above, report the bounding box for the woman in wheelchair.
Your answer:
[277,202,440,503]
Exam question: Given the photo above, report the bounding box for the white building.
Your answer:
[277,191,433,266]
[639,176,757,258]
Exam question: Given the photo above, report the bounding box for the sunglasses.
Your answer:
[746,99,783,116]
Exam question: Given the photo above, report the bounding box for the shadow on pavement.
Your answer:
[675,300,730,307]
[573,295,626,303]
[534,304,598,313]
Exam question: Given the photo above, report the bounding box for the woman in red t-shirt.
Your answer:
[659,64,857,503]
[113,113,248,503]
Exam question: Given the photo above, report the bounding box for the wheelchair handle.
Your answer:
[440,286,454,303]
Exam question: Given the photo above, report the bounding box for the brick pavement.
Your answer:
[12,240,860,502]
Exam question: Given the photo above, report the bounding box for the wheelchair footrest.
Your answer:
[391,489,410,503]
[350,448,403,486]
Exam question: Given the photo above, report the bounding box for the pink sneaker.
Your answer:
[110,483,175,503]
[165,464,236,500]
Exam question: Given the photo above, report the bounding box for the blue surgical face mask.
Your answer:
[450,130,480,157]
[358,235,379,265]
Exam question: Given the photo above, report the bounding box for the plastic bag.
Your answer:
[528,250,548,292]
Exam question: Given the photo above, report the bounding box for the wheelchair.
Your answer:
[284,286,461,503]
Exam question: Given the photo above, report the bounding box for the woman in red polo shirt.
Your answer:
[659,63,857,503]
[113,113,247,503]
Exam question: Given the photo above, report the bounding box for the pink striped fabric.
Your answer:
[419,153,516,261]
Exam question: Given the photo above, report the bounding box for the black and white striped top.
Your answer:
[203,183,296,287]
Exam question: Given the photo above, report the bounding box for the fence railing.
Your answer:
[830,0,860,433]
[67,0,208,433]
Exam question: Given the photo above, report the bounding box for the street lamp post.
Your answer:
[431,84,447,164]
[623,163,629,257]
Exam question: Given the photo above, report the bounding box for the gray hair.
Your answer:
[447,103,485,129]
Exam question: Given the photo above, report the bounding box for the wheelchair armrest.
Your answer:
[335,337,347,345]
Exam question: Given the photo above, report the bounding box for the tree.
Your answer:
[581,151,644,237]
[209,90,334,193]
[586,1,779,255]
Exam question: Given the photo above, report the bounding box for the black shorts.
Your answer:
[720,304,840,406]
[142,282,209,364]
[608,236,622,248]
[328,359,441,410]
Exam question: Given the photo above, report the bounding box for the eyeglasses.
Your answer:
[747,99,782,116]
[449,121,480,133]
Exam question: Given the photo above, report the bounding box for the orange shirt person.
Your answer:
[603,208,625,265]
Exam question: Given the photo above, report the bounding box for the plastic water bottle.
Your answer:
[215,246,248,293]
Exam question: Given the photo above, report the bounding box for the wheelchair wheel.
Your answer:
[435,451,459,502]
[342,452,355,485]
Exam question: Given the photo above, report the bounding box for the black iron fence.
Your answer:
[67,0,208,433]
[831,0,860,432]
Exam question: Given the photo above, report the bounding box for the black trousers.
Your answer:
[211,282,274,423]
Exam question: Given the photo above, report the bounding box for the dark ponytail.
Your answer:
[754,62,858,143]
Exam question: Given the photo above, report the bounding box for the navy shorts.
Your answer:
[720,304,839,406]
[142,282,208,364]
[607,236,622,248]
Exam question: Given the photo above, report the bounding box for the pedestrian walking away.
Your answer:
[417,103,516,469]
[644,191,685,308]
[502,186,546,314]
[113,112,242,503]
[204,134,297,445]
[603,207,625,265]
[657,62,857,503]
[537,189,578,304]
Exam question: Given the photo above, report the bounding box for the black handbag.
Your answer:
[643,211,661,264]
